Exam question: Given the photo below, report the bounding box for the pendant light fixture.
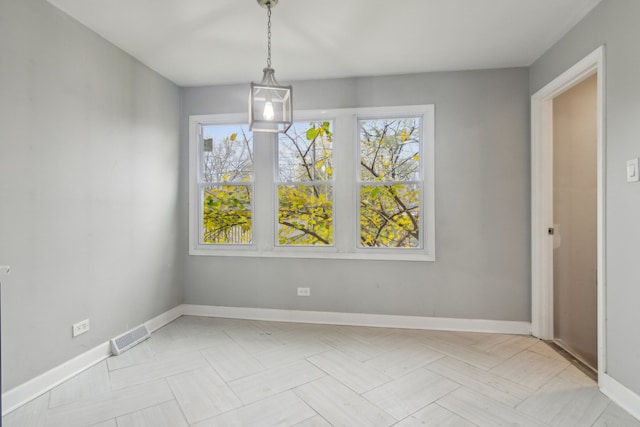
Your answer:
[249,0,292,133]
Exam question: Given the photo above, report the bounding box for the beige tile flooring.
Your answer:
[4,316,640,426]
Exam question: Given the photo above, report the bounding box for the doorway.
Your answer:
[552,74,598,370]
[531,46,605,382]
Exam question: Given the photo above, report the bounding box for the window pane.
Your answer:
[360,183,420,248]
[203,185,252,244]
[202,124,253,183]
[360,118,420,181]
[278,184,333,245]
[279,121,333,182]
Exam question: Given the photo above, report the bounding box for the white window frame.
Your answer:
[274,118,336,251]
[356,111,427,255]
[189,105,435,261]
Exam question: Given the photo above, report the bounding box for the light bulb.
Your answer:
[263,101,275,121]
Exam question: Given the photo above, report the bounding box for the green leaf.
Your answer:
[306,128,319,140]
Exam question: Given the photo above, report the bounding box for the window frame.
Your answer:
[189,114,257,253]
[275,119,336,249]
[189,105,435,261]
[355,112,426,253]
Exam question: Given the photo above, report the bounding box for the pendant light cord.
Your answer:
[266,4,272,68]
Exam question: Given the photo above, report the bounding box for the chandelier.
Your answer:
[249,0,293,133]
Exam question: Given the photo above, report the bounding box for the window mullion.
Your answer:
[333,114,355,253]
[253,132,275,251]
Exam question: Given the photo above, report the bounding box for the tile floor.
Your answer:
[4,316,640,426]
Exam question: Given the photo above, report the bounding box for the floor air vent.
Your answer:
[111,324,150,355]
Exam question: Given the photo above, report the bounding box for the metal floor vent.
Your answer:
[110,324,150,356]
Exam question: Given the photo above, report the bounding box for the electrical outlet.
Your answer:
[297,287,310,297]
[72,319,90,337]
[0,265,10,275]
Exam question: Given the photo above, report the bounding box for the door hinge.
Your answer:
[548,227,554,235]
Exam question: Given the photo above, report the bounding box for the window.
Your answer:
[196,123,254,245]
[277,121,334,246]
[358,117,422,248]
[189,105,434,260]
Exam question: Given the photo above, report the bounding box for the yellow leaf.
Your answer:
[401,131,408,142]
[412,154,420,161]
[230,133,237,141]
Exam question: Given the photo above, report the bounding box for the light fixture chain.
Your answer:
[266,4,272,68]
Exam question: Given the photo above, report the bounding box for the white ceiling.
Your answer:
[47,0,602,87]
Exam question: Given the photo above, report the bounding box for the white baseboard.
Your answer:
[1,307,183,417]
[145,305,185,333]
[601,374,640,422]
[182,304,532,335]
[2,342,111,416]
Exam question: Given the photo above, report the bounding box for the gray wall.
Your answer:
[530,0,640,395]
[0,0,182,390]
[181,68,531,322]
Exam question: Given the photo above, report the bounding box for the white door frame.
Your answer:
[531,46,606,382]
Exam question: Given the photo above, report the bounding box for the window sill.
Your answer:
[189,247,435,262]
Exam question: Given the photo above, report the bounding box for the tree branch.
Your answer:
[279,220,330,244]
